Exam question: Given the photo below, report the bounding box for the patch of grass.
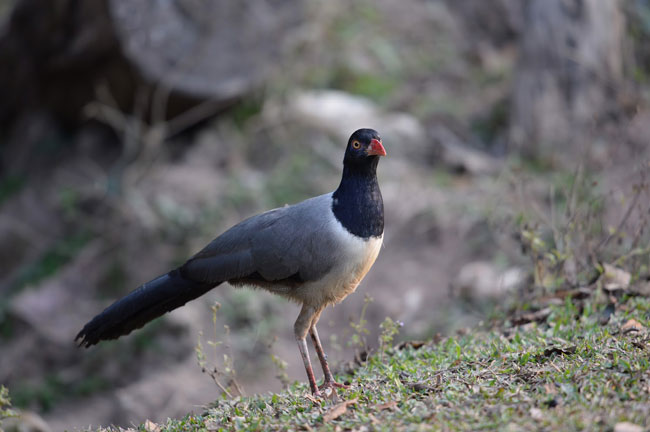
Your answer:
[219,177,260,216]
[266,152,327,206]
[230,96,265,129]
[195,302,244,399]
[58,186,81,219]
[128,318,170,353]
[508,165,649,292]
[110,292,650,431]
[0,317,14,340]
[431,169,455,188]
[97,260,129,298]
[510,154,558,175]
[0,231,93,340]
[12,374,110,413]
[0,175,25,206]
[330,69,399,103]
[0,386,17,422]
[13,376,67,413]
[471,98,509,148]
[11,232,91,294]
[625,0,650,83]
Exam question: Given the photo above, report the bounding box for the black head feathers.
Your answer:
[333,128,385,239]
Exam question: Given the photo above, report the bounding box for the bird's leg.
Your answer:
[295,305,321,396]
[310,325,349,391]
[296,337,320,396]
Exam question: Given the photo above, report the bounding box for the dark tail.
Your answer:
[76,269,216,347]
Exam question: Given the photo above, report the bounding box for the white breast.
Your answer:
[294,211,383,308]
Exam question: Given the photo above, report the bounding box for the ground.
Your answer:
[78,279,650,431]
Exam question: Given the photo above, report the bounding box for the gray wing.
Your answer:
[181,194,338,284]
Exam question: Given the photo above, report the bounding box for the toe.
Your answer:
[319,380,349,391]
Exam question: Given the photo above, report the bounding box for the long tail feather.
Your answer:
[76,269,216,347]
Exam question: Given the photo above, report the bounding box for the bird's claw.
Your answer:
[319,380,350,391]
[307,381,349,401]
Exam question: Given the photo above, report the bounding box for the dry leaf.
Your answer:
[397,340,426,350]
[544,382,557,395]
[621,318,645,334]
[542,345,576,357]
[375,400,398,411]
[323,398,358,422]
[304,394,320,404]
[143,420,161,432]
[547,287,593,301]
[512,308,551,326]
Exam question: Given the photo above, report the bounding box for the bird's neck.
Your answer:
[332,160,384,239]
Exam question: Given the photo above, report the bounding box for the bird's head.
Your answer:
[344,128,386,165]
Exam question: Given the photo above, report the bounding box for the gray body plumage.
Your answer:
[183,193,382,310]
[77,193,382,347]
[76,127,385,397]
[185,194,339,285]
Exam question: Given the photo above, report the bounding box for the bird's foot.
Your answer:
[319,380,350,391]
[306,381,349,401]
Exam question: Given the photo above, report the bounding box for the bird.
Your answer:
[76,128,386,397]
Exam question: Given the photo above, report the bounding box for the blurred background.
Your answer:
[1,0,649,430]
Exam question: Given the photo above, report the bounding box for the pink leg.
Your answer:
[310,325,349,391]
[296,336,321,396]
[294,304,321,396]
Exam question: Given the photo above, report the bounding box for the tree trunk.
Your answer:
[0,0,306,174]
[509,0,625,157]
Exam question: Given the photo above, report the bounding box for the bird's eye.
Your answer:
[352,141,361,149]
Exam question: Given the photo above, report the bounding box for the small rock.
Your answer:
[614,422,643,432]
[1,410,52,432]
[529,407,544,421]
[452,261,526,301]
[322,398,358,423]
[428,124,501,175]
[409,401,428,418]
[281,90,426,148]
[629,282,650,297]
[600,264,631,292]
[504,422,525,432]
[204,420,220,432]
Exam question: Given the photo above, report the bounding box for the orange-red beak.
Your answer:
[367,139,387,156]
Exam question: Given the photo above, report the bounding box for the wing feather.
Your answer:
[181,194,337,285]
